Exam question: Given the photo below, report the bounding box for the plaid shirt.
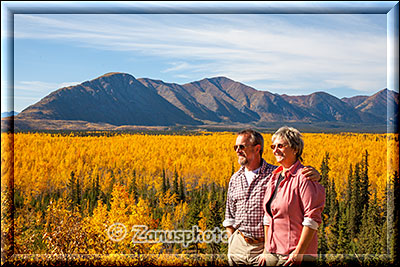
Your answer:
[223,159,276,239]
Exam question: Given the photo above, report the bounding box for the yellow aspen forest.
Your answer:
[1,131,399,266]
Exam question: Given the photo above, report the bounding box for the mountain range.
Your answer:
[1,111,19,118]
[7,72,399,131]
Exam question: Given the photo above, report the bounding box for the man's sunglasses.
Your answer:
[233,144,256,151]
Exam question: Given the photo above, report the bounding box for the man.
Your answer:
[224,129,320,266]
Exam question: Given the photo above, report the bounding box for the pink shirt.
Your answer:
[263,160,325,256]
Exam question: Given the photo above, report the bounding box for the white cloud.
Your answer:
[13,13,387,94]
[14,80,79,92]
[10,80,80,112]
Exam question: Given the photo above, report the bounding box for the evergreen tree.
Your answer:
[185,189,203,254]
[391,171,400,264]
[173,169,179,196]
[320,152,330,189]
[318,219,328,254]
[76,174,81,209]
[358,192,382,254]
[88,174,100,215]
[380,183,388,254]
[95,174,100,199]
[326,206,340,254]
[67,171,77,208]
[360,150,370,212]
[343,163,354,251]
[349,163,362,236]
[336,206,352,254]
[319,152,331,222]
[318,152,330,255]
[129,170,138,202]
[161,169,167,193]
[165,176,170,193]
[329,178,338,221]
[346,164,353,205]
[186,190,202,228]
[205,183,224,261]
[326,177,343,254]
[179,177,185,202]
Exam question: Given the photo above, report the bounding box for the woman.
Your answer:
[258,126,325,266]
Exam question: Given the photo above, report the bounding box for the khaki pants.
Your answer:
[261,253,317,266]
[227,230,264,266]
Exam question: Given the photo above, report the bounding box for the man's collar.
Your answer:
[240,158,266,174]
[245,166,261,175]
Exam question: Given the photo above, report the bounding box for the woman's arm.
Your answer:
[257,225,269,266]
[283,226,316,266]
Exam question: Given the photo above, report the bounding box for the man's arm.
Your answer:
[223,179,236,237]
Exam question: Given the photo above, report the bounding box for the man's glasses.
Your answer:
[270,143,288,150]
[234,144,255,151]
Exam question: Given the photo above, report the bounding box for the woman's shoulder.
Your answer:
[296,165,325,189]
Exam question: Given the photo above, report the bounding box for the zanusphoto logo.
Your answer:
[107,223,229,247]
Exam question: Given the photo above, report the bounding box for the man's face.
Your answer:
[234,134,259,167]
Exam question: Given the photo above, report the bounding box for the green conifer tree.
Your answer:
[162,169,167,193]
[76,174,81,211]
[390,171,400,264]
[349,163,362,236]
[179,177,185,202]
[173,169,179,196]
[336,206,352,254]
[129,170,138,202]
[360,150,370,212]
[318,152,330,255]
[67,171,77,208]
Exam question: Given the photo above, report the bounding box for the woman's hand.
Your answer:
[283,251,303,266]
[257,249,269,266]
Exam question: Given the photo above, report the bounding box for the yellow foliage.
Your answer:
[4,132,397,202]
[173,202,188,229]
[160,212,174,230]
[2,131,398,261]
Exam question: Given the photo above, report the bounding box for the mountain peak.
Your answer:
[13,72,395,130]
[92,72,137,83]
[98,72,127,78]
[207,76,234,82]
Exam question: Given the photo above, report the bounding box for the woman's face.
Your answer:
[271,136,297,168]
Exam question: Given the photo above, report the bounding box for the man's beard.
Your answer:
[238,156,248,166]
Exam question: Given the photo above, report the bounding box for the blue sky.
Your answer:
[1,2,396,113]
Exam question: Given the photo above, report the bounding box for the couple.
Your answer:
[224,127,325,266]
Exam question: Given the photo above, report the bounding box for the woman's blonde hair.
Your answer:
[272,126,304,162]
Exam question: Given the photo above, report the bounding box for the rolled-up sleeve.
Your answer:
[223,180,236,227]
[299,179,325,226]
[263,215,270,226]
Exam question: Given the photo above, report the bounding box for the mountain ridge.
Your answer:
[12,72,398,131]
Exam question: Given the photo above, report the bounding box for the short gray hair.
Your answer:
[237,129,264,157]
[272,126,304,162]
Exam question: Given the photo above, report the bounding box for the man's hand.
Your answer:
[301,166,320,182]
[226,226,235,239]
